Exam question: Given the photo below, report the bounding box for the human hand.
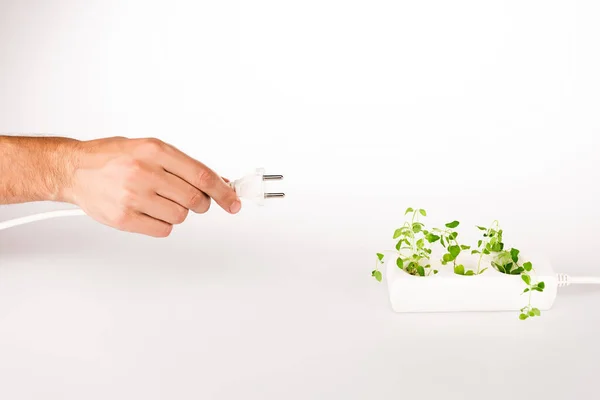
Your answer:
[61,137,240,237]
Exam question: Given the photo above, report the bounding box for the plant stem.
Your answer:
[476,220,499,274]
[410,211,417,253]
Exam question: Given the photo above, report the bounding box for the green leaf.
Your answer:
[523,262,532,272]
[433,270,439,274]
[519,313,528,320]
[450,232,458,240]
[495,263,506,274]
[372,270,382,282]
[445,221,460,228]
[426,234,441,243]
[396,257,404,269]
[512,267,524,275]
[395,241,401,251]
[416,238,424,249]
[461,245,471,250]
[523,288,530,293]
[419,209,427,216]
[442,253,452,262]
[465,270,474,276]
[477,226,487,231]
[417,266,425,276]
[510,248,520,263]
[521,275,531,285]
[529,310,535,317]
[477,240,483,248]
[440,236,446,247]
[479,268,488,274]
[454,265,465,275]
[471,250,480,255]
[449,245,461,258]
[393,229,402,239]
[412,223,422,233]
[483,249,490,255]
[376,253,384,261]
[532,308,541,316]
[533,287,543,292]
[537,282,545,289]
[505,263,513,273]
[405,207,414,215]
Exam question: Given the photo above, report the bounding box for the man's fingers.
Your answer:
[137,194,189,225]
[156,170,211,214]
[158,146,241,214]
[119,211,174,238]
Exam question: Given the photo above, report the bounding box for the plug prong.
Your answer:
[264,192,285,199]
[263,174,283,181]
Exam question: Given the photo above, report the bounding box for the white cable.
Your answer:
[556,273,600,287]
[0,208,86,231]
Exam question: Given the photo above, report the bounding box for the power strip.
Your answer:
[384,254,598,313]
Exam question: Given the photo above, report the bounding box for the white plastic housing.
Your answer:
[385,253,558,313]
[228,168,267,206]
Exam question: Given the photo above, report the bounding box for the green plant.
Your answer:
[491,247,545,319]
[372,207,439,279]
[470,220,503,274]
[372,253,384,282]
[430,221,474,275]
[519,273,544,320]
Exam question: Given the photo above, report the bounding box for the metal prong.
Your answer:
[263,174,283,181]
[264,192,285,199]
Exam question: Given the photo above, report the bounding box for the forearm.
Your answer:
[0,135,79,204]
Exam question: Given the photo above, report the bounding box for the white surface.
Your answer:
[1,1,600,399]
[386,252,558,313]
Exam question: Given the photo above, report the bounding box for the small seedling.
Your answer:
[371,253,384,282]
[491,247,545,319]
[373,207,439,279]
[519,273,544,320]
[431,221,474,275]
[471,220,503,274]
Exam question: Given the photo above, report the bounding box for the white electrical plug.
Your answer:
[227,168,284,206]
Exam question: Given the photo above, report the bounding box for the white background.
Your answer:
[1,1,600,399]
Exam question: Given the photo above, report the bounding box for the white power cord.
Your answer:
[0,209,85,231]
[556,273,600,287]
[0,168,283,232]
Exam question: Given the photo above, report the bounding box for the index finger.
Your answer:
[158,145,241,214]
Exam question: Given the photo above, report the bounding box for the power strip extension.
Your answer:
[385,252,600,314]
